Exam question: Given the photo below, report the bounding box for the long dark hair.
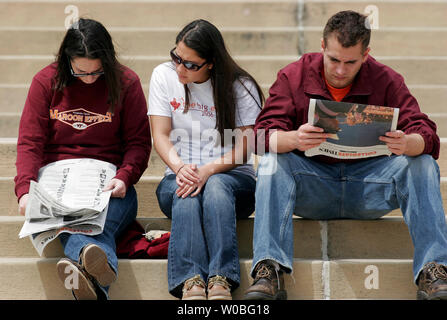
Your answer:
[176,19,264,140]
[54,18,123,113]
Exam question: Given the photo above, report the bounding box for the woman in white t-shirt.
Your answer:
[148,19,264,300]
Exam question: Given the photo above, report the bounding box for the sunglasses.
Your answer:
[68,58,105,77]
[170,48,207,71]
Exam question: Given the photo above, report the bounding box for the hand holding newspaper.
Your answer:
[18,158,116,256]
[305,99,399,159]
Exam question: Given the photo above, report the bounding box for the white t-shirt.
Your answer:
[148,62,261,178]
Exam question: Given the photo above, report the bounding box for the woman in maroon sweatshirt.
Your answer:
[14,18,151,299]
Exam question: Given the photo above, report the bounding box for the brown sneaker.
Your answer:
[243,260,287,300]
[417,261,447,300]
[208,275,232,300]
[56,258,97,300]
[80,244,117,287]
[182,275,207,300]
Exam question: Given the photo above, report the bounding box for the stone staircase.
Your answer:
[0,0,446,300]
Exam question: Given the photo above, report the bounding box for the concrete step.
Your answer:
[0,175,162,217]
[327,259,416,300]
[1,169,447,217]
[413,86,447,115]
[0,1,299,29]
[1,56,446,86]
[3,84,447,116]
[301,29,447,56]
[0,138,255,178]
[301,1,447,28]
[2,28,446,57]
[1,138,447,218]
[2,216,418,259]
[2,139,447,178]
[0,1,445,29]
[1,0,441,302]
[0,55,292,86]
[0,114,18,137]
[0,137,169,177]
[0,85,269,114]
[0,257,417,299]
[0,151,447,217]
[3,216,317,259]
[0,29,302,56]
[431,114,447,137]
[1,110,446,138]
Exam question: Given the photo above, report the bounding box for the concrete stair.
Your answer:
[1,139,447,217]
[0,0,446,300]
[0,216,419,259]
[0,257,417,300]
[0,216,419,299]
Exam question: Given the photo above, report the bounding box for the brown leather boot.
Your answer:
[208,275,232,300]
[80,244,117,287]
[243,260,287,300]
[182,275,207,300]
[417,261,447,300]
[56,258,98,300]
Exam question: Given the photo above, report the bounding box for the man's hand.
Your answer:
[294,123,331,151]
[270,124,332,153]
[380,131,425,157]
[18,194,29,216]
[103,178,127,198]
[379,130,408,155]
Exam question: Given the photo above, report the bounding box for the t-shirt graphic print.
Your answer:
[50,107,112,130]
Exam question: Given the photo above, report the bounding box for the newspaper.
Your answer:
[305,99,399,159]
[19,158,116,256]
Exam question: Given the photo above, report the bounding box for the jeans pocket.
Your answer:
[348,178,399,217]
[294,173,341,219]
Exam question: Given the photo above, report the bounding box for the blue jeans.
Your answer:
[59,186,138,299]
[156,172,256,298]
[252,152,447,283]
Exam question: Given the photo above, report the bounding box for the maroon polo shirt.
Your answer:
[254,52,439,162]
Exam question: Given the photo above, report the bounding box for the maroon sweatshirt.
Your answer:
[15,63,152,200]
[254,53,440,162]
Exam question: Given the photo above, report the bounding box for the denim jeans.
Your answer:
[59,186,138,299]
[156,172,256,298]
[252,152,447,283]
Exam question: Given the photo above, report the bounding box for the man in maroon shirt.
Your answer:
[244,11,447,300]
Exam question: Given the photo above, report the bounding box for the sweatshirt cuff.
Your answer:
[113,171,131,191]
[405,127,437,159]
[15,183,30,202]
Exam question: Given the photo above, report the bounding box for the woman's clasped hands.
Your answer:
[175,164,212,198]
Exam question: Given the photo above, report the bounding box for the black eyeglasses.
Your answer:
[68,58,105,77]
[170,48,207,71]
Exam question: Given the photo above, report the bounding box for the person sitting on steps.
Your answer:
[244,10,447,300]
[15,18,151,300]
[148,19,264,300]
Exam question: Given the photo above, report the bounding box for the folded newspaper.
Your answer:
[305,99,399,159]
[19,158,116,256]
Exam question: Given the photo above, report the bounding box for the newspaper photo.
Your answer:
[18,158,116,256]
[305,99,399,159]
